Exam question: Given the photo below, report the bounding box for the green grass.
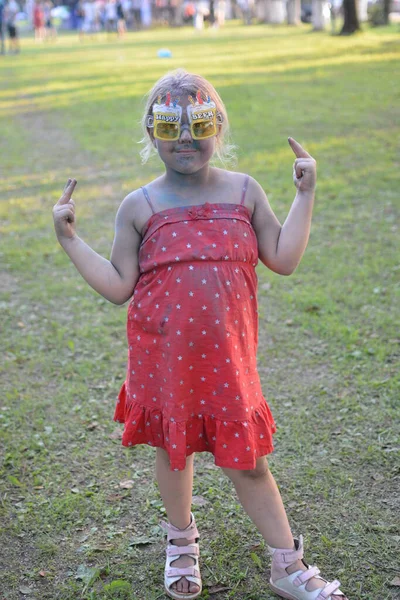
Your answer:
[1,20,399,600]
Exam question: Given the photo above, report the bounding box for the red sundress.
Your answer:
[114,180,276,471]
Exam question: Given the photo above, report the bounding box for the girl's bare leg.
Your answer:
[222,457,337,594]
[156,448,199,595]
[223,458,294,548]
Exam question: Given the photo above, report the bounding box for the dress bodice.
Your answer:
[139,202,258,275]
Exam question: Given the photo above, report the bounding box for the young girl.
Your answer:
[53,69,347,600]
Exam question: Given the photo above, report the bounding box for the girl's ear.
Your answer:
[216,112,224,138]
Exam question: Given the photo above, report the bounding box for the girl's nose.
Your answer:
[179,124,192,143]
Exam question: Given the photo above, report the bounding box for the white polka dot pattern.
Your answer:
[114,202,276,470]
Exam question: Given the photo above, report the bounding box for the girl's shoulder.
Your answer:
[120,178,163,235]
[212,166,246,183]
[212,168,262,212]
[212,167,258,190]
[122,177,163,206]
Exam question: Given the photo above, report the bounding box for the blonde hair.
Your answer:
[140,69,236,165]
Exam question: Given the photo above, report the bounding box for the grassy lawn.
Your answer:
[1,20,399,600]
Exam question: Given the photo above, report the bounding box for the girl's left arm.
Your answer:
[251,137,317,276]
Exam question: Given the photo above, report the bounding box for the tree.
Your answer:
[312,0,325,30]
[287,0,301,24]
[209,0,215,24]
[383,0,392,24]
[340,0,360,33]
[269,0,286,23]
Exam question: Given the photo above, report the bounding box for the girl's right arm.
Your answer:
[53,179,141,305]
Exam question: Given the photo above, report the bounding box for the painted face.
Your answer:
[147,92,222,175]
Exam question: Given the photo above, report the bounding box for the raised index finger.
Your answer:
[288,137,311,159]
[57,179,77,205]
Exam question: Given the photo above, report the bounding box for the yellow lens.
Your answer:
[192,120,216,139]
[155,121,180,140]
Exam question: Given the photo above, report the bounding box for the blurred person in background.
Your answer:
[131,0,141,28]
[94,0,105,30]
[5,0,20,53]
[141,0,151,26]
[105,0,117,34]
[183,0,195,23]
[193,0,206,29]
[0,0,5,54]
[238,0,254,23]
[154,0,165,21]
[122,0,133,28]
[25,0,34,29]
[70,0,80,28]
[169,0,179,25]
[214,0,226,26]
[116,0,126,36]
[76,0,86,36]
[33,0,45,39]
[81,0,98,36]
[43,0,57,40]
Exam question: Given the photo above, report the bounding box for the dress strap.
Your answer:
[141,186,156,214]
[240,175,250,205]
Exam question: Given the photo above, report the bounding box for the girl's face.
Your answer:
[150,96,218,176]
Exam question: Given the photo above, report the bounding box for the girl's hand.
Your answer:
[288,137,317,193]
[53,178,77,241]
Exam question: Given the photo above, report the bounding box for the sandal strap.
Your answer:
[316,580,342,599]
[268,534,304,566]
[160,512,199,542]
[293,566,321,586]
[167,566,201,578]
[166,544,200,557]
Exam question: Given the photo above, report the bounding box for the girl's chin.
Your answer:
[174,164,203,175]
[165,158,207,174]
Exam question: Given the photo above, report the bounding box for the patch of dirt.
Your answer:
[17,106,94,175]
[0,271,19,294]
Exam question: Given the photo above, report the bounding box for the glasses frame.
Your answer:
[147,107,223,142]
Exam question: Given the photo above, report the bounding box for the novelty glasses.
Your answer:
[146,91,223,141]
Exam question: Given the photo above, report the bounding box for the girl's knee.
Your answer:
[156,446,170,463]
[243,457,270,479]
[223,457,270,481]
[156,447,195,470]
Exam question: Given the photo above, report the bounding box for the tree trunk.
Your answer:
[230,0,240,18]
[268,0,285,23]
[209,0,216,23]
[287,0,301,23]
[383,0,391,24]
[340,0,360,33]
[312,0,325,29]
[358,0,368,21]
[256,0,270,22]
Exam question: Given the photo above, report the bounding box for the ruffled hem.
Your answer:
[114,382,276,471]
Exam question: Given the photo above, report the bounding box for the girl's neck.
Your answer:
[164,164,213,191]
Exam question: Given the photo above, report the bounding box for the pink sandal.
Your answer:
[268,535,348,600]
[160,512,202,600]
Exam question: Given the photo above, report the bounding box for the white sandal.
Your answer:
[268,535,348,600]
[160,512,202,600]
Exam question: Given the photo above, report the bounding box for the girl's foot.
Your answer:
[161,512,202,599]
[169,536,201,595]
[285,557,346,598]
[269,535,348,599]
